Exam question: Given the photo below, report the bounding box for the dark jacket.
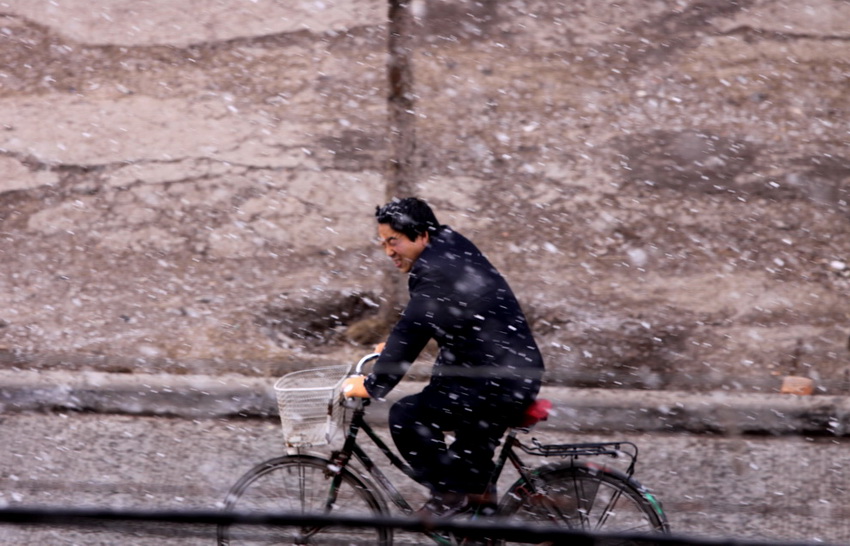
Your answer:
[364,226,544,408]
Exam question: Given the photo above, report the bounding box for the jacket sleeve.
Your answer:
[363,279,438,400]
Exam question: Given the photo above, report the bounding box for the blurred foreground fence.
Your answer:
[0,505,838,546]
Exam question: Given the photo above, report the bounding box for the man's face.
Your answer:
[377,223,429,273]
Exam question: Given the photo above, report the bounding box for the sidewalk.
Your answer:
[0,369,847,436]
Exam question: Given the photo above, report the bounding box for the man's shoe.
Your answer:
[416,492,471,518]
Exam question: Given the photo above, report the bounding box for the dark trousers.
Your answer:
[388,386,516,495]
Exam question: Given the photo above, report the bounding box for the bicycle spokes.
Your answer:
[572,473,600,528]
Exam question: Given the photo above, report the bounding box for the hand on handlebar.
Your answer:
[342,375,370,398]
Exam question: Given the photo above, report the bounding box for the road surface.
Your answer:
[1,409,848,545]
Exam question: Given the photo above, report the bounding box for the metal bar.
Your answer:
[0,506,828,546]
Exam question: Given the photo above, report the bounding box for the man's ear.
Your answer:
[420,231,430,244]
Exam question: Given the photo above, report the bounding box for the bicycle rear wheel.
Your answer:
[497,461,668,545]
[217,454,391,545]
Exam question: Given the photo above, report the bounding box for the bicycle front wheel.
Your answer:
[498,461,668,545]
[217,454,391,546]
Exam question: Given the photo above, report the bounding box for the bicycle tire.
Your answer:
[217,454,392,546]
[496,461,668,545]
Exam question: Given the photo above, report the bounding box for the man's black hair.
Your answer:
[375,197,441,241]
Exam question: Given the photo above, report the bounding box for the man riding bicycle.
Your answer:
[343,197,544,518]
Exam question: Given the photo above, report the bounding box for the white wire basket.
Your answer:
[273,364,352,449]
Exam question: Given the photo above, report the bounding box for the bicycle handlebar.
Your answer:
[354,352,381,375]
[337,353,380,410]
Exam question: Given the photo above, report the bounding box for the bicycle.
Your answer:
[218,353,670,545]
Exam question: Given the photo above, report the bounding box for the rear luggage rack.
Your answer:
[517,439,639,476]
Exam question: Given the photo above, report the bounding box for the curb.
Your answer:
[0,370,848,436]
[0,370,272,419]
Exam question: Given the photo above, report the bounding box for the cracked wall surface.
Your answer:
[0,0,848,391]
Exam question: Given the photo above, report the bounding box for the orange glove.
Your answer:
[374,342,386,353]
[341,375,370,398]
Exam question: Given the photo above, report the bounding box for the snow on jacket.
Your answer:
[364,225,544,406]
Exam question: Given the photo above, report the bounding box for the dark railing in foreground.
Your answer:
[0,505,836,546]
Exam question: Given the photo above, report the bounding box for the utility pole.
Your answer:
[381,0,417,323]
[385,0,417,200]
[345,1,419,344]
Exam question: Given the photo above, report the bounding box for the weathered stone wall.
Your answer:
[0,0,848,391]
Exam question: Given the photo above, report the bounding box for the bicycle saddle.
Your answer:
[515,398,552,429]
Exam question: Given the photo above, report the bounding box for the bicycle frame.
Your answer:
[329,400,420,515]
[303,353,666,543]
[313,399,545,546]
[324,396,552,521]
[332,355,641,513]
